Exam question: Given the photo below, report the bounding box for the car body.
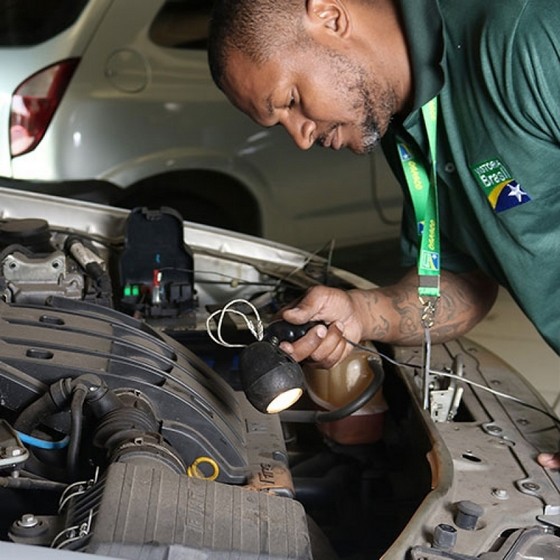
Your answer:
[0,0,402,250]
[0,186,558,560]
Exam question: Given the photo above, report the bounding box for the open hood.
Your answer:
[0,187,558,560]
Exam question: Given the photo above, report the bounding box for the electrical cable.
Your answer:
[274,239,335,288]
[206,298,264,348]
[431,369,560,426]
[346,339,560,426]
[207,299,559,426]
[161,266,277,288]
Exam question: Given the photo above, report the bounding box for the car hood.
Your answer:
[0,185,558,560]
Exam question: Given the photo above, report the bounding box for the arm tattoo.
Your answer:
[365,270,496,345]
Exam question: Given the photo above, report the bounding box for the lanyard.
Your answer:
[397,97,440,410]
[396,96,440,311]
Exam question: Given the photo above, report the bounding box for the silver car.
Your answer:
[0,0,401,249]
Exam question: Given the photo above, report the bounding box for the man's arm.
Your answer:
[280,268,499,368]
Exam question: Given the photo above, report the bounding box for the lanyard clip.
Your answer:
[419,296,439,329]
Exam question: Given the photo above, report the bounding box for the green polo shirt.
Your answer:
[382,0,560,354]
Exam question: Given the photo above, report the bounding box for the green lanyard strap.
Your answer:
[397,97,440,409]
[396,97,440,308]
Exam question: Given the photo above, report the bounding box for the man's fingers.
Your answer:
[308,333,349,369]
[537,452,560,470]
[279,323,327,361]
[279,322,346,367]
[282,304,316,324]
[282,285,348,326]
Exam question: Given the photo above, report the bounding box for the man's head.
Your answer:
[208,1,307,90]
[208,0,407,155]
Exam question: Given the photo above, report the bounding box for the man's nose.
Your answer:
[281,114,316,150]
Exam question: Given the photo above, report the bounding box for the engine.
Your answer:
[1,201,558,560]
[0,209,319,559]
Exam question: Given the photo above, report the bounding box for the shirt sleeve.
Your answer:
[506,2,560,145]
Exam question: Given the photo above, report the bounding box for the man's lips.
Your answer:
[331,126,342,150]
[320,126,342,150]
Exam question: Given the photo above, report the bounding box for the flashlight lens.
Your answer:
[266,388,303,414]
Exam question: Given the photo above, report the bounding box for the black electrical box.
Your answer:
[119,207,195,317]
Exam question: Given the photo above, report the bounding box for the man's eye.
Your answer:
[288,96,296,108]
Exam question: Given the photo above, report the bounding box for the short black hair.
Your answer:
[208,0,307,90]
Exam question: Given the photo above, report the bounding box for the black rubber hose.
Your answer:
[66,386,87,480]
[0,476,66,492]
[13,392,62,434]
[280,358,385,424]
[290,450,339,477]
[293,464,355,505]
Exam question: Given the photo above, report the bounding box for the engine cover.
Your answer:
[0,297,311,558]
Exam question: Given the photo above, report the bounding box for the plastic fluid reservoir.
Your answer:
[303,347,388,445]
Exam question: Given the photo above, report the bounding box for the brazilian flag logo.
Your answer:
[397,143,413,162]
[471,159,531,213]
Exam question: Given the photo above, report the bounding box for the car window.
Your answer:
[150,0,211,50]
[0,0,89,46]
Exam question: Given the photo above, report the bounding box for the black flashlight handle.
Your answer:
[264,320,324,344]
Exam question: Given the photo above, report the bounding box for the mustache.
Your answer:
[314,123,341,148]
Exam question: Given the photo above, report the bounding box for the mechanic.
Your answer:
[208,0,560,470]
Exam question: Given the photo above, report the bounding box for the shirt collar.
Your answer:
[397,0,445,117]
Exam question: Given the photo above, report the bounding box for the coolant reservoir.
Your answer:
[304,348,388,445]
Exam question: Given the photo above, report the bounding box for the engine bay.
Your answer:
[0,191,558,560]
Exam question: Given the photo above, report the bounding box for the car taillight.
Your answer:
[10,58,79,157]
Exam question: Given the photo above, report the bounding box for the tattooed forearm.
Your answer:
[357,268,498,346]
[383,284,421,342]
[432,270,498,342]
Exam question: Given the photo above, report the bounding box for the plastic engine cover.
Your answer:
[0,296,308,560]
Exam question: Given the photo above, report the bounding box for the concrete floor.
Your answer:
[332,240,560,414]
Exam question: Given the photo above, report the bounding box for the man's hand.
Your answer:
[278,268,498,369]
[537,451,560,470]
[280,286,366,368]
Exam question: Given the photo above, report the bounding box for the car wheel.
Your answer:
[115,172,262,237]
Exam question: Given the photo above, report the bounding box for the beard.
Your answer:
[321,46,396,154]
[356,93,382,154]
[349,67,396,154]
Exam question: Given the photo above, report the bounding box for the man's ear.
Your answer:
[305,0,350,37]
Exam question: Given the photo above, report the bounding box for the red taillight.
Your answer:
[10,58,79,157]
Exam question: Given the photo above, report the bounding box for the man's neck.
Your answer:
[355,0,413,114]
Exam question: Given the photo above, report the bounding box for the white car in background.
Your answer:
[0,0,402,250]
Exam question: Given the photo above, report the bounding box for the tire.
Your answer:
[115,172,262,236]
